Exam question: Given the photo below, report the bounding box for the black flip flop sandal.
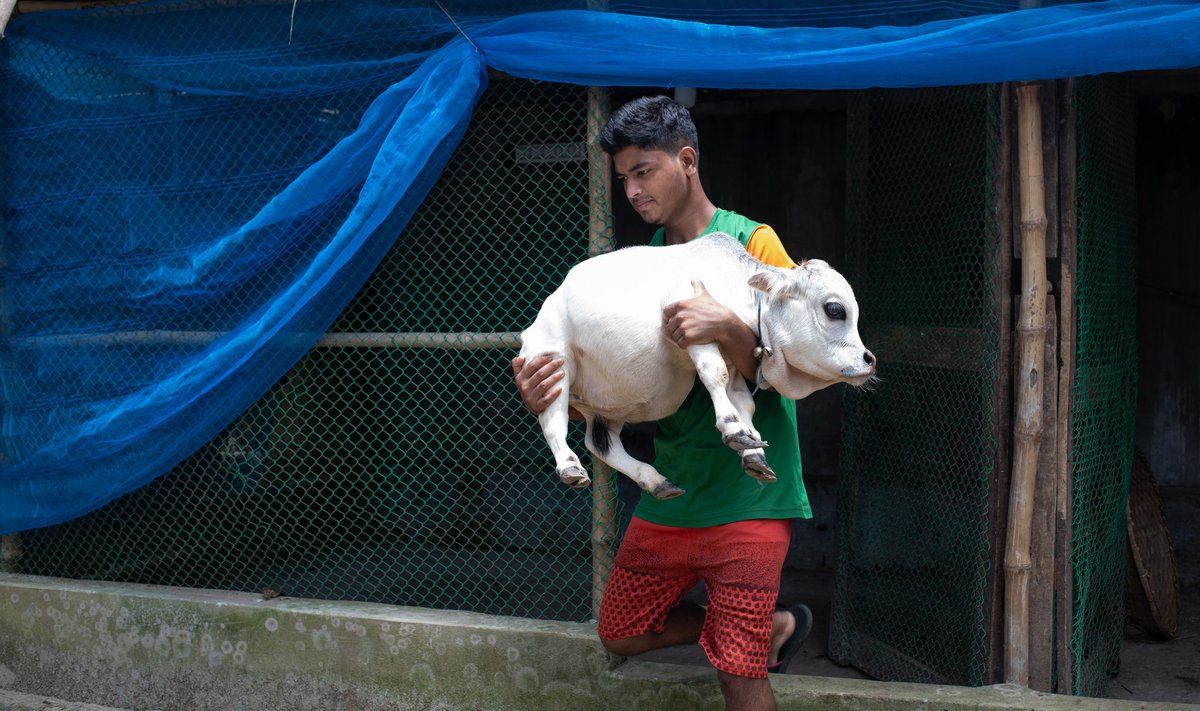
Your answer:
[767,602,813,674]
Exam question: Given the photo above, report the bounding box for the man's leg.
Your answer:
[694,519,793,710]
[598,518,701,656]
[606,598,800,658]
[718,672,776,711]
[600,599,704,656]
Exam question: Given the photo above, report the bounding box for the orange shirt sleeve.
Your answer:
[745,225,797,269]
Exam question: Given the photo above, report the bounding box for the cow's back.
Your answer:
[519,234,756,423]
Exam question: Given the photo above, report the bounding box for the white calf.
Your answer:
[519,232,875,500]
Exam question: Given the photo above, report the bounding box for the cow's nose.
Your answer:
[863,350,876,368]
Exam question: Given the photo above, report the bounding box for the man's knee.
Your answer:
[600,635,644,657]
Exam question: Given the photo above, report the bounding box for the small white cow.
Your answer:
[519,232,875,500]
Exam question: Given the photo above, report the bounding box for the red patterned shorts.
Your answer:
[597,517,791,679]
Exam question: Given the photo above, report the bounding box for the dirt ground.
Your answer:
[641,488,1200,706]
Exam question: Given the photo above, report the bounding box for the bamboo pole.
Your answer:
[1029,295,1059,691]
[1004,82,1050,686]
[1027,80,1061,692]
[586,84,617,619]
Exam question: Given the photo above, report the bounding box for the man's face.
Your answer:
[611,144,694,226]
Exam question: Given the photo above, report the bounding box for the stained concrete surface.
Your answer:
[643,487,1200,706]
[3,563,1199,711]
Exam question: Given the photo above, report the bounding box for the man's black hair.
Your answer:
[599,95,699,157]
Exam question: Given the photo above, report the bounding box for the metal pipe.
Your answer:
[10,330,522,350]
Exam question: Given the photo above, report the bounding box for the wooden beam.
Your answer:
[985,81,1015,685]
[1054,77,1079,697]
[860,325,992,372]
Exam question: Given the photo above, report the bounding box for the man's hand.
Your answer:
[511,354,585,420]
[662,278,760,379]
[662,279,738,347]
[511,353,565,415]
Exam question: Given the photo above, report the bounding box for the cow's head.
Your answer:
[748,260,876,400]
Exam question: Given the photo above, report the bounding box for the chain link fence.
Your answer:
[14,78,619,624]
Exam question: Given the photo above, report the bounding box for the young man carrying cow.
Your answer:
[512,95,815,711]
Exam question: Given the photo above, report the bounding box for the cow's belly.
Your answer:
[568,347,697,423]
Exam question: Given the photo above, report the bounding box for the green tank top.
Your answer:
[638,209,811,527]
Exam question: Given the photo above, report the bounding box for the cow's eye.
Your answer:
[824,302,846,320]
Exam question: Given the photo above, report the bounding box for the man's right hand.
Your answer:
[511,353,566,415]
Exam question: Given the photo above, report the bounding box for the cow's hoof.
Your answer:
[651,481,685,500]
[741,453,777,483]
[558,466,591,489]
[723,431,768,451]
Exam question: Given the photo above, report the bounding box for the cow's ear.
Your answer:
[748,267,802,298]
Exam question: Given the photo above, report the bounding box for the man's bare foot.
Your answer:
[767,609,796,666]
[767,603,814,674]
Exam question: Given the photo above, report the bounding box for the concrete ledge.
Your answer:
[1,574,1196,711]
[0,688,143,711]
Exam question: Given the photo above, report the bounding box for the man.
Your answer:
[512,95,811,711]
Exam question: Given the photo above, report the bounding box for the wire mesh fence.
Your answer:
[14,77,619,624]
[1068,74,1138,698]
[832,84,1008,686]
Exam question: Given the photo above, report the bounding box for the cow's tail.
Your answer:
[590,416,611,456]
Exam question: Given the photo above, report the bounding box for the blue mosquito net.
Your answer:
[2,0,1199,534]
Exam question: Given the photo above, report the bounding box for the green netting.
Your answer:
[1068,74,1138,698]
[14,79,621,624]
[832,84,1005,686]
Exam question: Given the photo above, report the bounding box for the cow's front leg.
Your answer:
[584,417,684,500]
[687,343,767,451]
[726,373,776,483]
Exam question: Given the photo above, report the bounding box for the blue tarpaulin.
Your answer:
[2,0,1199,534]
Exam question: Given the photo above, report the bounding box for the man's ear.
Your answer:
[748,266,802,297]
[677,145,698,175]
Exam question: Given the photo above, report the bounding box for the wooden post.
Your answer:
[985,82,1015,685]
[1004,82,1049,686]
[586,85,617,619]
[0,119,16,573]
[0,534,21,573]
[1054,77,1079,696]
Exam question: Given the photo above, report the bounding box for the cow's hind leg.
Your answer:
[534,357,590,489]
[687,344,767,451]
[726,375,776,483]
[585,417,684,500]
